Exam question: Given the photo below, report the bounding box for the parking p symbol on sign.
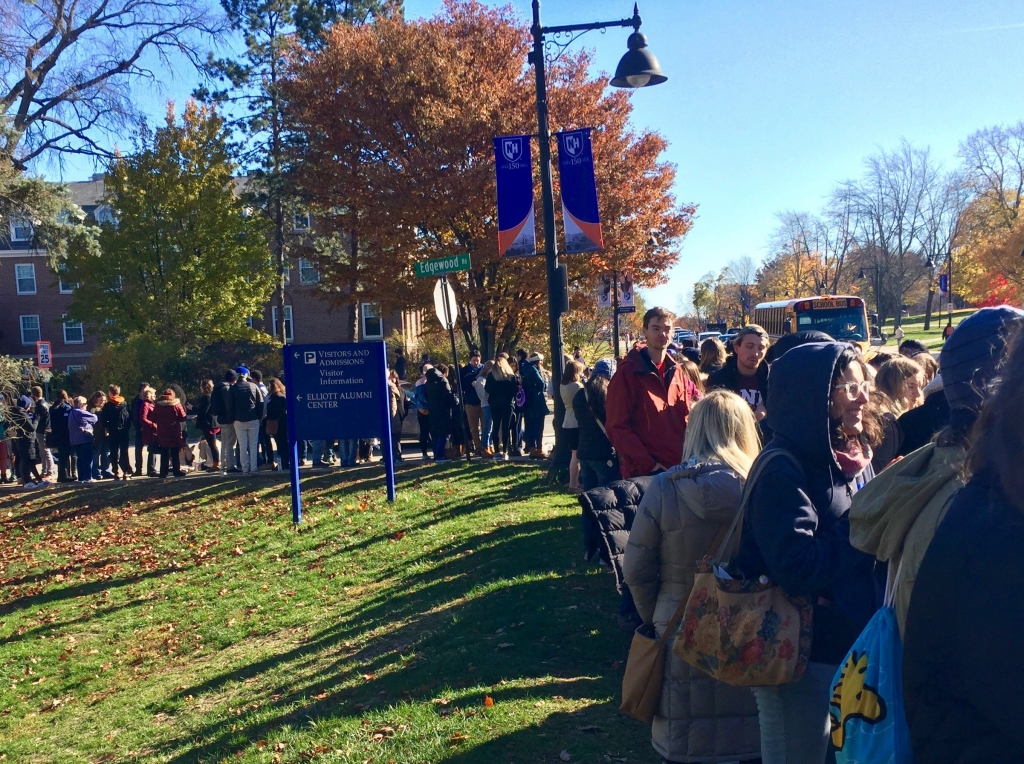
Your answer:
[304,351,316,365]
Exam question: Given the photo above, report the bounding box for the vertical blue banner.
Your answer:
[938,273,949,295]
[494,135,536,257]
[556,128,604,254]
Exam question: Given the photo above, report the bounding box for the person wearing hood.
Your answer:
[902,309,1024,762]
[151,388,187,478]
[606,308,697,479]
[850,306,1024,639]
[424,364,456,462]
[101,385,132,480]
[763,330,835,365]
[734,342,882,764]
[623,390,763,764]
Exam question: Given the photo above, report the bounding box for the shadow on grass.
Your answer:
[146,485,638,763]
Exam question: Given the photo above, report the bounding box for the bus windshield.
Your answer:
[795,307,868,341]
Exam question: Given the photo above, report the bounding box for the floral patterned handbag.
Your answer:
[673,449,814,687]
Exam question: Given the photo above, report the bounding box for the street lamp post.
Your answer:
[529,0,666,468]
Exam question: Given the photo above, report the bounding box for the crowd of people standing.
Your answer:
[573,305,1024,764]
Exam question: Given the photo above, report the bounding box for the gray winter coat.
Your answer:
[623,461,761,763]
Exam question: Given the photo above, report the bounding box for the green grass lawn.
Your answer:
[0,464,657,764]
[890,308,976,351]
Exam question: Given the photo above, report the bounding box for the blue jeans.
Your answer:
[579,458,620,490]
[481,407,492,449]
[752,660,837,764]
[524,413,545,451]
[432,435,448,461]
[75,442,94,483]
[311,440,329,466]
[338,439,357,467]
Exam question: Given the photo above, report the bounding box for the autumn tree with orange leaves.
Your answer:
[283,0,693,357]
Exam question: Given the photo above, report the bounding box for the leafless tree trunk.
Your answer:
[838,141,939,328]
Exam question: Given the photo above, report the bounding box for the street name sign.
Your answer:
[415,253,471,278]
[283,341,396,522]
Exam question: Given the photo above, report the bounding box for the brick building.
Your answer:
[0,176,422,371]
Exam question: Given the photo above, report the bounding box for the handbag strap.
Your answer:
[655,520,733,647]
[584,387,609,436]
[711,448,802,567]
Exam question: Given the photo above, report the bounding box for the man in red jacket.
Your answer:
[606,307,696,479]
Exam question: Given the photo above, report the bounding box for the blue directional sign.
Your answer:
[283,341,396,522]
[286,342,385,440]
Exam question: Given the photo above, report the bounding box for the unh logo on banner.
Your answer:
[556,128,604,254]
[563,133,582,158]
[493,135,536,257]
[502,137,523,163]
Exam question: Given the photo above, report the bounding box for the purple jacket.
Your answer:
[68,407,98,446]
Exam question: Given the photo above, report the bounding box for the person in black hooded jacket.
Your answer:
[735,342,883,764]
[902,311,1024,764]
[424,365,456,462]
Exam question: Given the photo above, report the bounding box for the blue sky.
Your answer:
[54,0,1024,311]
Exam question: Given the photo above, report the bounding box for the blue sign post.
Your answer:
[283,341,396,523]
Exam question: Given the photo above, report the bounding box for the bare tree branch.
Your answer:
[1,0,225,165]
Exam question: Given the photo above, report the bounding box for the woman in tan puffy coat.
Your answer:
[623,390,762,764]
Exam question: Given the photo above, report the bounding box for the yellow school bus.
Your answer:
[753,296,870,350]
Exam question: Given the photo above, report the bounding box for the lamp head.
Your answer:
[610,30,667,88]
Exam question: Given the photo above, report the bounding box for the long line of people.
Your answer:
[577,305,1024,763]
[1,348,566,487]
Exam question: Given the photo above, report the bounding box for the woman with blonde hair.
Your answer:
[485,356,520,459]
[623,390,762,764]
[876,355,925,414]
[560,360,585,491]
[871,355,924,471]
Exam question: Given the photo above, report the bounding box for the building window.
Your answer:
[299,257,320,284]
[94,205,117,226]
[105,275,123,292]
[20,315,40,344]
[66,365,86,374]
[10,219,32,242]
[57,265,78,294]
[245,317,254,328]
[293,212,310,231]
[15,263,36,294]
[362,303,383,339]
[271,305,294,343]
[62,316,84,344]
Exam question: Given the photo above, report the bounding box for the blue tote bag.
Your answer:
[828,561,913,764]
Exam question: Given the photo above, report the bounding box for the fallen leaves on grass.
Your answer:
[448,732,469,745]
[483,695,494,707]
